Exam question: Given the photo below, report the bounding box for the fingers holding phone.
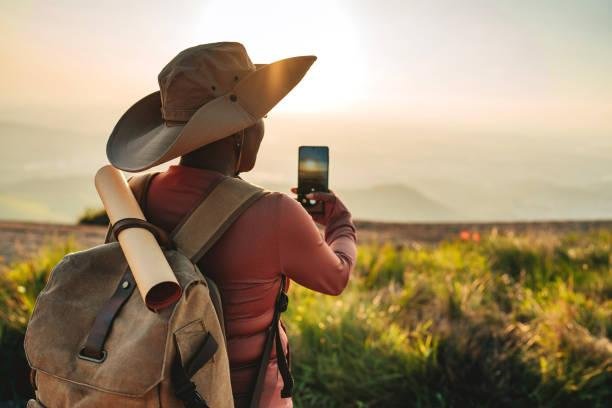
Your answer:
[291,144,350,226]
[291,187,337,225]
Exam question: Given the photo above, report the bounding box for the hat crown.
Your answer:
[158,42,256,122]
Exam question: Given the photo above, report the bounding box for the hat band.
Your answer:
[161,106,200,122]
[164,119,187,127]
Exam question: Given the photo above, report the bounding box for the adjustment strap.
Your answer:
[79,269,135,362]
[185,333,219,378]
[111,217,175,249]
[249,275,292,407]
[171,333,218,408]
[275,319,294,398]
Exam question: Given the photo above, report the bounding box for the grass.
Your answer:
[77,207,109,226]
[286,231,611,407]
[0,239,79,402]
[0,231,610,406]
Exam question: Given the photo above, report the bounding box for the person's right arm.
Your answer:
[277,191,357,295]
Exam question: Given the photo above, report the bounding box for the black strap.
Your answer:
[275,319,293,398]
[79,269,136,362]
[249,275,293,407]
[172,333,219,408]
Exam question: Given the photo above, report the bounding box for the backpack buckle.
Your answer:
[277,292,289,313]
[175,381,208,408]
[78,348,107,363]
[186,390,208,408]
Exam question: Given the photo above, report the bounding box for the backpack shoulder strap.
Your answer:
[170,176,267,263]
[249,274,293,407]
[103,172,158,244]
[170,177,295,406]
[168,177,268,407]
[128,172,158,208]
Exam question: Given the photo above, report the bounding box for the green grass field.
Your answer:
[1,231,610,407]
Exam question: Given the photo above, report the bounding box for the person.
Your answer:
[105,42,357,407]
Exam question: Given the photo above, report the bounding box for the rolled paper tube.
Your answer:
[94,165,182,312]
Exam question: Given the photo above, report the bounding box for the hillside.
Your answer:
[0,176,102,223]
[2,120,612,223]
[3,174,612,224]
[1,219,610,406]
[0,175,456,223]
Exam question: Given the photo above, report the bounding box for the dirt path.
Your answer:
[1,219,611,265]
[0,221,106,264]
[354,219,612,245]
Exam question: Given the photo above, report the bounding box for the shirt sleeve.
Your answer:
[277,193,357,295]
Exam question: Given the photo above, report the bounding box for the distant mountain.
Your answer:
[1,172,611,224]
[238,180,456,222]
[501,180,612,220]
[0,121,107,185]
[337,184,456,222]
[0,175,100,223]
[1,120,611,223]
[0,176,454,223]
[415,178,612,221]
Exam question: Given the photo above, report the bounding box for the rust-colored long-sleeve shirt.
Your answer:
[145,165,357,407]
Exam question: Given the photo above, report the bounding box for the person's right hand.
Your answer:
[290,188,348,226]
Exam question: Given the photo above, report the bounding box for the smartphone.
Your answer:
[297,146,329,210]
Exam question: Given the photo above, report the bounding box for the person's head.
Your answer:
[106,42,315,174]
[179,118,265,175]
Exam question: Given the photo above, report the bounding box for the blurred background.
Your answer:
[1,0,611,222]
[0,1,610,407]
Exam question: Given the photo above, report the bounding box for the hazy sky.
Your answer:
[1,0,611,191]
[2,0,611,126]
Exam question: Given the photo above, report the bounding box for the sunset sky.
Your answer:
[2,0,611,127]
[0,0,611,198]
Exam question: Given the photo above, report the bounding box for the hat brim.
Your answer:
[107,55,316,172]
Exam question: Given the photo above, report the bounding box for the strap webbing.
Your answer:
[172,333,219,408]
[171,176,267,263]
[249,275,293,407]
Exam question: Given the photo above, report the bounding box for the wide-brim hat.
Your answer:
[106,42,316,172]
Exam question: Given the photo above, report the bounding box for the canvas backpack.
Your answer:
[24,173,293,407]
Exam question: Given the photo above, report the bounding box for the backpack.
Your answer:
[24,173,293,407]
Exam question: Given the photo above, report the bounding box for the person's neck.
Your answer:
[178,156,236,177]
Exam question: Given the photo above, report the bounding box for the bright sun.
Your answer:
[191,0,369,114]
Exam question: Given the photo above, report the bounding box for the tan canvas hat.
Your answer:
[106,42,316,172]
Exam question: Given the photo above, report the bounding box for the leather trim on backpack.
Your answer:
[79,268,136,362]
[111,218,175,249]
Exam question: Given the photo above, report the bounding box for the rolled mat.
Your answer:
[94,165,181,312]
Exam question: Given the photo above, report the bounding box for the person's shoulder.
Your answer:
[255,190,307,214]
[257,190,289,205]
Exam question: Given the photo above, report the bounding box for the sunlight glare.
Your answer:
[191,0,369,113]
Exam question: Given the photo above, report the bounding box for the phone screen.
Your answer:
[298,146,329,209]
